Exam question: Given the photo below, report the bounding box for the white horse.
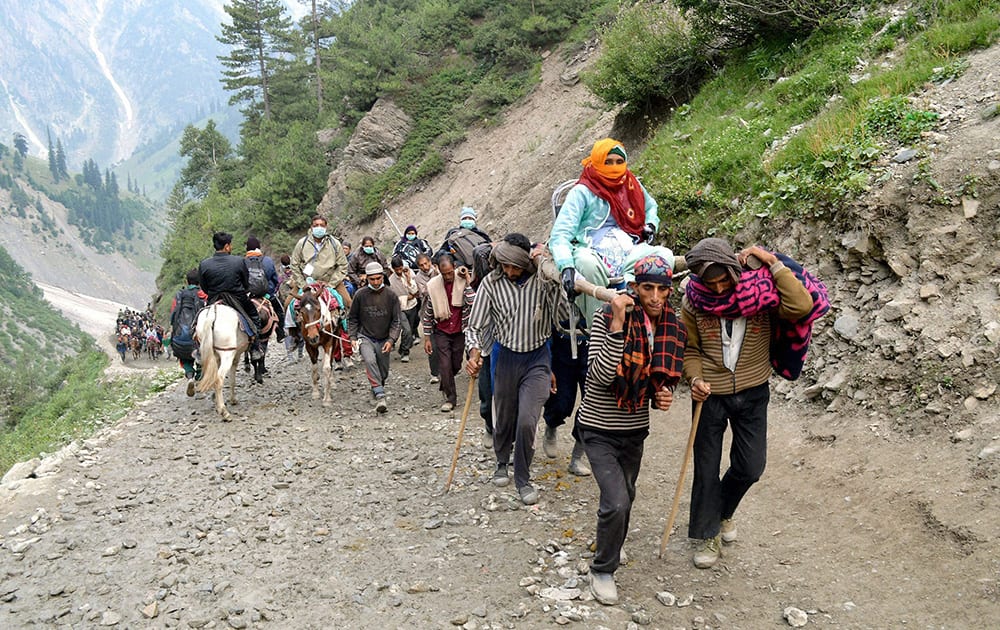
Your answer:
[194,303,249,420]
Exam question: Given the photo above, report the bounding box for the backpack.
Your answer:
[172,289,201,345]
[246,255,268,297]
[470,242,493,289]
[443,228,489,269]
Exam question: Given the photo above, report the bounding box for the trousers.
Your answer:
[580,428,645,574]
[688,382,770,539]
[492,344,551,489]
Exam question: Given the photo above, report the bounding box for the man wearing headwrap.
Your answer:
[681,238,815,569]
[576,254,685,605]
[466,233,564,506]
[549,138,677,323]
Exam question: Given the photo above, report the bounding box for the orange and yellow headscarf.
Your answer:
[577,138,646,236]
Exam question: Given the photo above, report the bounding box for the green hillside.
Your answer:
[156,0,1000,303]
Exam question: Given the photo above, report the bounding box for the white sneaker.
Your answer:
[482,431,493,449]
[375,397,388,413]
[334,361,344,372]
[440,402,455,412]
[589,571,618,605]
[429,375,440,384]
[721,518,737,544]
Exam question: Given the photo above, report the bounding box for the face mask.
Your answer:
[370,282,384,291]
[363,246,375,255]
[311,226,326,239]
[460,219,475,229]
[406,234,416,241]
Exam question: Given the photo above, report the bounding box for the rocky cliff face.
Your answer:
[316,99,414,225]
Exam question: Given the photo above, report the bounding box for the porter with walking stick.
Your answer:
[680,238,823,569]
[574,255,686,606]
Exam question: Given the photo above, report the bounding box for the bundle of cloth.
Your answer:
[685,240,830,380]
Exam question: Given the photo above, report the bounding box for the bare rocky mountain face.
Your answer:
[0,0,229,168]
[1,40,998,630]
[0,182,158,308]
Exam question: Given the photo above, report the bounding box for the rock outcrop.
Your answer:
[316,99,413,223]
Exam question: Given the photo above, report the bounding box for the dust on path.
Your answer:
[0,350,996,628]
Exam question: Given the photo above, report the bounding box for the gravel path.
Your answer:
[2,344,997,629]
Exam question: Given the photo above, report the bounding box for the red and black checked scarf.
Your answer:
[602,300,686,412]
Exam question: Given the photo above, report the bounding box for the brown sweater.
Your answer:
[681,262,814,395]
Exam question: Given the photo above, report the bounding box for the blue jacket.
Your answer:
[548,183,659,271]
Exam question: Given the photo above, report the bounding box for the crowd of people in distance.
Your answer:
[165,138,829,606]
[114,307,167,361]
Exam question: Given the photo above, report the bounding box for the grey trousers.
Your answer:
[358,337,390,397]
[492,344,551,489]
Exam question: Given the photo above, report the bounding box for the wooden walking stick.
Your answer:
[443,376,479,493]
[658,400,704,558]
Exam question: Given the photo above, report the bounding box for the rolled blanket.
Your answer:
[685,251,829,380]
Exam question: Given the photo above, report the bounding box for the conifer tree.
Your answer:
[47,131,60,183]
[217,0,293,121]
[55,139,68,178]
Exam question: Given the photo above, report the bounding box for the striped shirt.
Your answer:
[466,269,562,353]
[576,310,652,434]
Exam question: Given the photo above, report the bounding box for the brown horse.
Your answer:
[294,288,341,406]
[130,336,142,360]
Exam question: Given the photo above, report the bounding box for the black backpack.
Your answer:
[172,289,202,345]
[246,256,268,297]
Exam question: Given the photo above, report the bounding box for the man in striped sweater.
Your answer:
[466,233,563,506]
[576,254,685,605]
[681,238,814,569]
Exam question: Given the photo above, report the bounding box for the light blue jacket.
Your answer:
[548,183,660,271]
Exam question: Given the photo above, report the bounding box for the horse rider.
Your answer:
[198,231,266,384]
[290,215,352,307]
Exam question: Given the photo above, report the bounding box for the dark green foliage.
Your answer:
[12,133,28,157]
[583,2,708,110]
[677,0,866,45]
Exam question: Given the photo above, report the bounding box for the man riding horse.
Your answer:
[198,232,266,384]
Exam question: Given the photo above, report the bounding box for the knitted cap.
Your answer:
[459,206,476,219]
[364,262,384,276]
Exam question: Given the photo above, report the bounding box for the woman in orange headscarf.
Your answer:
[548,138,675,310]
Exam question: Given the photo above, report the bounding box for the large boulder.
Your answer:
[317,99,413,221]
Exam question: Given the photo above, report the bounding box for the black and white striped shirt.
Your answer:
[577,310,651,434]
[466,269,562,353]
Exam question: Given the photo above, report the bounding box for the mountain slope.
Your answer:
[0,0,230,168]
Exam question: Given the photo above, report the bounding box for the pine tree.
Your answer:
[47,131,59,183]
[12,133,28,157]
[55,139,68,178]
[217,0,293,121]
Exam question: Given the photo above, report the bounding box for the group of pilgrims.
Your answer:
[169,138,829,605]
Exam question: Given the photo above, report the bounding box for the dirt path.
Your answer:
[1,347,996,628]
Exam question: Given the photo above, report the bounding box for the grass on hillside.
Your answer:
[0,351,179,475]
[638,0,1000,248]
